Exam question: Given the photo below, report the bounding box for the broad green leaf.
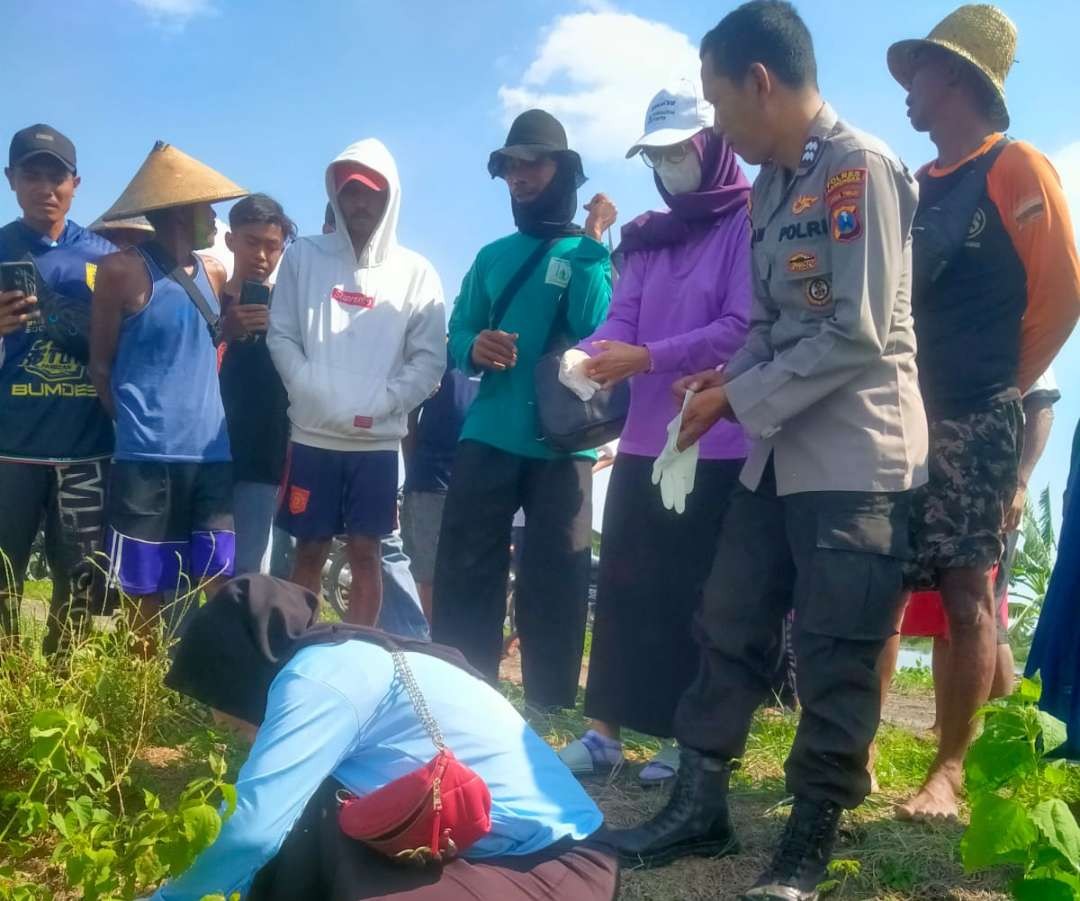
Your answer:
[134,847,166,887]
[219,783,237,819]
[1012,876,1077,901]
[1044,761,1070,789]
[181,803,222,851]
[1031,800,1080,872]
[1017,675,1043,703]
[962,795,1038,871]
[966,708,1040,792]
[49,811,70,838]
[1039,711,1069,755]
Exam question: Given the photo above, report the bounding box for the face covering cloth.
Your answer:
[511,154,586,240]
[619,129,750,254]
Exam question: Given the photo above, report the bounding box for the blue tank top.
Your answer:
[112,248,230,462]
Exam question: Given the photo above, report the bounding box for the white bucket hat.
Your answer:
[625,79,713,159]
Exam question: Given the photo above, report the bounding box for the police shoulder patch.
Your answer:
[825,168,867,206]
[85,262,97,291]
[787,251,817,274]
[806,277,832,307]
[830,203,862,243]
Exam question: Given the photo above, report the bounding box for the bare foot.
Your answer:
[896,763,962,823]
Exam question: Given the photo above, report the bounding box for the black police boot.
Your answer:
[741,796,842,900]
[603,747,738,868]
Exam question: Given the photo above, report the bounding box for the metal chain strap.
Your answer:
[391,649,447,751]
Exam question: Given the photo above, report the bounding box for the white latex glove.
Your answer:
[651,390,700,514]
[559,348,600,402]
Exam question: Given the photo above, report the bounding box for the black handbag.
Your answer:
[532,290,629,454]
[490,237,628,454]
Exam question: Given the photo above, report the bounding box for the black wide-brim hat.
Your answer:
[487,109,586,187]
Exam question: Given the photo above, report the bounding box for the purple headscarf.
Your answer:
[619,129,750,254]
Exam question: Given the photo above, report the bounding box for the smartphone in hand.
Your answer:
[0,262,36,296]
[239,280,271,306]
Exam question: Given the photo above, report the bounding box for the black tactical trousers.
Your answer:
[675,462,911,809]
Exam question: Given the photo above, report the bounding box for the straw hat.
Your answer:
[101,140,248,221]
[887,4,1016,129]
[88,214,155,235]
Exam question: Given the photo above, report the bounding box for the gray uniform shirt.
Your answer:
[724,103,928,496]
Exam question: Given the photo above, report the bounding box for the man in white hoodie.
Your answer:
[268,140,446,626]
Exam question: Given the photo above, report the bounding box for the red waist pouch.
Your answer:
[337,650,493,865]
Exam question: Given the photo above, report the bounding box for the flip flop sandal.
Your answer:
[639,743,681,786]
[558,736,624,779]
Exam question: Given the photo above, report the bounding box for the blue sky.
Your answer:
[4,0,1078,521]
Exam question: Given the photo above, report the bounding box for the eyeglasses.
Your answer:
[640,144,690,169]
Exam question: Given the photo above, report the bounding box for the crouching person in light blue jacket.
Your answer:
[147,575,618,901]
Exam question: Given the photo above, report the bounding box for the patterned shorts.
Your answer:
[906,400,1023,589]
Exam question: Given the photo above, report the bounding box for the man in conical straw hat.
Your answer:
[88,213,154,250]
[879,5,1080,823]
[88,141,248,646]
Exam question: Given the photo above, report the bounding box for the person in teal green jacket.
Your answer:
[432,109,617,709]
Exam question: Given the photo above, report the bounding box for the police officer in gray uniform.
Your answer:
[605,4,927,899]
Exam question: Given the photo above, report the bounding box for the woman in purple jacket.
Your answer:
[558,82,751,783]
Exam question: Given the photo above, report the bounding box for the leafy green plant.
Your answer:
[961,676,1080,899]
[0,553,240,900]
[1009,488,1057,655]
[1,700,235,900]
[818,857,861,894]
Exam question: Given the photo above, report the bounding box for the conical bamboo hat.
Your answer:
[101,140,248,221]
[88,214,155,235]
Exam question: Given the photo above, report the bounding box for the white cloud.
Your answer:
[1053,141,1080,244]
[130,0,214,26]
[498,11,701,162]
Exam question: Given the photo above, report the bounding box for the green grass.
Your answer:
[0,577,1026,900]
[890,660,936,696]
[513,682,1010,900]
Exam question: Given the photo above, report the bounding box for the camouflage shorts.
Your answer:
[906,401,1023,589]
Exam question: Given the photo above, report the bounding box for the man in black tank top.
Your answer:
[884,5,1080,823]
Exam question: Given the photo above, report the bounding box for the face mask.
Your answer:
[657,153,702,196]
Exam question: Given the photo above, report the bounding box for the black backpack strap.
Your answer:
[488,238,558,330]
[913,137,1011,285]
[972,135,1010,179]
[141,242,220,335]
[542,288,572,355]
